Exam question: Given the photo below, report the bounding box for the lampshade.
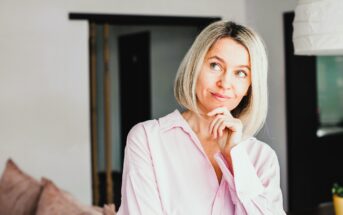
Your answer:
[293,0,343,55]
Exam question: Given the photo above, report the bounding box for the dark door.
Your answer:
[284,12,318,210]
[284,12,343,211]
[118,31,151,166]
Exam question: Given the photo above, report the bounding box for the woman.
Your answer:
[117,21,285,215]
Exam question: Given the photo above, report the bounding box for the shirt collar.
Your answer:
[158,109,190,132]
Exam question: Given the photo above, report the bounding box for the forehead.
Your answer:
[206,37,250,66]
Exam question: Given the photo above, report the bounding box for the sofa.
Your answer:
[0,159,116,215]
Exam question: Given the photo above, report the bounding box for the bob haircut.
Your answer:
[174,20,268,138]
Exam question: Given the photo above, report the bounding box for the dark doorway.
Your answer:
[284,12,343,212]
[284,12,318,211]
[118,31,151,166]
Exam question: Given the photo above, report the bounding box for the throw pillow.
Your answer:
[36,178,103,215]
[0,159,43,215]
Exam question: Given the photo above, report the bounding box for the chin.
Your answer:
[197,98,237,112]
[201,105,231,113]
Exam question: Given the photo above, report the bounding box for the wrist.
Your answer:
[222,150,234,175]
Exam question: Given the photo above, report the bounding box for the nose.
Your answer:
[218,70,233,89]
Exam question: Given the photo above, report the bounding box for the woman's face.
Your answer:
[196,37,251,114]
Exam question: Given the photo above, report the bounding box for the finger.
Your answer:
[218,120,224,137]
[228,119,243,132]
[217,118,230,138]
[219,119,237,136]
[209,115,224,134]
[217,118,234,138]
[218,120,229,137]
[209,116,220,138]
[213,118,225,139]
[209,115,225,136]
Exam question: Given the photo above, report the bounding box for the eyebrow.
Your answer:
[208,56,251,71]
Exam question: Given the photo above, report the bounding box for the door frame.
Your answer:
[69,13,221,28]
[70,13,221,205]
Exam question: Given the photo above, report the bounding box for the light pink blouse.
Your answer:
[117,110,285,215]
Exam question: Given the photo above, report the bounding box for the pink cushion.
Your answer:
[36,178,103,215]
[0,159,43,215]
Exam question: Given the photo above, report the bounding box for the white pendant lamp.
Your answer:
[293,0,343,55]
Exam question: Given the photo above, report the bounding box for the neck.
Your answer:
[182,110,229,142]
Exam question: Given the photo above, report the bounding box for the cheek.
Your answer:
[197,72,214,91]
[235,81,251,96]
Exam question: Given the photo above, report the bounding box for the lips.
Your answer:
[211,92,232,100]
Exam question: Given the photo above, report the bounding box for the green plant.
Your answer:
[332,183,343,197]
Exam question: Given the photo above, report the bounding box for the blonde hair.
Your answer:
[174,20,268,137]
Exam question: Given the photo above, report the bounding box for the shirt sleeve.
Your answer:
[117,123,165,215]
[214,141,286,215]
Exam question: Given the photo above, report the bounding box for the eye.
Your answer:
[209,62,222,72]
[236,70,247,78]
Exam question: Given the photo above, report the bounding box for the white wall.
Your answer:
[245,0,298,211]
[0,0,246,204]
[0,1,91,204]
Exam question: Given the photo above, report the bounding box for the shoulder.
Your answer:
[124,120,159,160]
[127,110,181,141]
[127,109,182,139]
[127,119,159,142]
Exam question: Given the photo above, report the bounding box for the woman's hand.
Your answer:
[207,107,243,154]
